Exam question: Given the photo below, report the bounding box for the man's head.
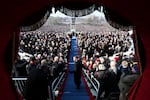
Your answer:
[73,56,78,62]
[121,60,128,68]
[110,61,116,68]
[40,59,48,72]
[54,56,59,62]
[30,57,36,64]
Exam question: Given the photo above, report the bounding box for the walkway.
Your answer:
[61,36,90,100]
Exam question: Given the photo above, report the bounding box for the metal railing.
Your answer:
[82,69,100,100]
[51,72,66,100]
[12,71,66,100]
[12,78,27,95]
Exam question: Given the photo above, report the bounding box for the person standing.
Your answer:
[73,56,83,89]
[24,59,49,100]
[103,61,120,99]
[27,57,37,74]
[15,54,28,77]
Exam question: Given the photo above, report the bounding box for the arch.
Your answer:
[0,0,150,100]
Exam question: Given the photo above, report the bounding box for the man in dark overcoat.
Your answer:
[73,56,83,89]
[24,59,49,100]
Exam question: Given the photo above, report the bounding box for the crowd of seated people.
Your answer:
[14,31,71,100]
[76,31,140,99]
[14,30,140,100]
[15,31,71,77]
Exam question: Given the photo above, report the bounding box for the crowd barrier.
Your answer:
[82,69,100,100]
[51,72,66,100]
[12,71,66,100]
[83,69,120,100]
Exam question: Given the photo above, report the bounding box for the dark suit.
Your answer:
[95,69,107,100]
[24,68,49,100]
[74,59,83,89]
[118,73,140,96]
[102,69,120,99]
[15,59,28,77]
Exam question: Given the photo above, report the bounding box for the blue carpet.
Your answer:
[61,36,89,100]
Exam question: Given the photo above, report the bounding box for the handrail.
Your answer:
[91,76,100,93]
[12,78,28,80]
[51,72,66,100]
[12,77,28,95]
[12,72,66,100]
[83,69,100,100]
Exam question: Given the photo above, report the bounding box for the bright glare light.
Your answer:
[128,30,133,35]
[52,7,55,14]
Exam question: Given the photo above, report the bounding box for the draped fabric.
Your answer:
[56,5,101,17]
[20,4,133,32]
[20,5,102,32]
[0,0,150,100]
[20,7,51,32]
[103,7,133,31]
